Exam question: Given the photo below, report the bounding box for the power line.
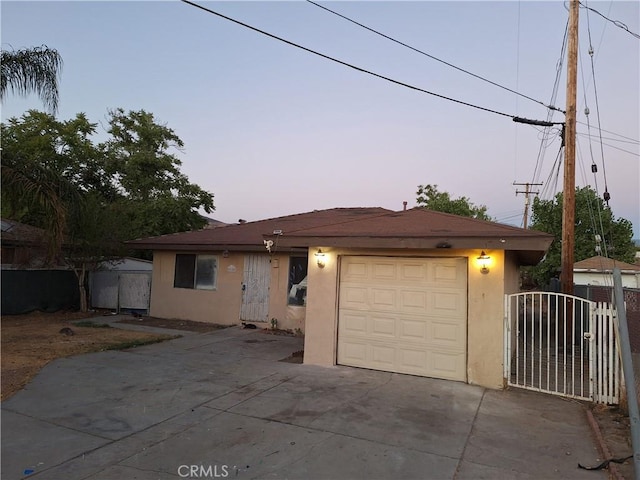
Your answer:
[576,136,640,157]
[580,1,640,40]
[180,0,524,120]
[306,0,565,114]
[576,132,639,145]
[576,121,639,144]
[530,19,569,187]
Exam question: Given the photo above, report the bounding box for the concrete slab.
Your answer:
[1,410,109,479]
[1,326,607,480]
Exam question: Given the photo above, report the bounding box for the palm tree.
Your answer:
[1,46,65,263]
[1,46,63,114]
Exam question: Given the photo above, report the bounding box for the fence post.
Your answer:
[613,268,640,478]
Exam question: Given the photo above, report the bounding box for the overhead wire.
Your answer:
[576,122,639,143]
[180,0,548,122]
[305,0,565,114]
[530,20,569,188]
[576,132,639,146]
[575,138,640,157]
[579,1,640,40]
[539,146,564,200]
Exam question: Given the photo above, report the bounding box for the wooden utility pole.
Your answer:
[514,182,542,229]
[560,0,579,295]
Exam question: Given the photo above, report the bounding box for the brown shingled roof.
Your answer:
[270,208,553,264]
[574,255,640,272]
[128,207,553,265]
[126,208,392,252]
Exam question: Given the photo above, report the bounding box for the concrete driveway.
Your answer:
[2,322,606,479]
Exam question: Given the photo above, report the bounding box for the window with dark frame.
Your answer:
[174,254,217,290]
[287,256,308,306]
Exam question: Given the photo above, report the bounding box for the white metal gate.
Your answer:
[504,292,621,404]
[240,254,271,322]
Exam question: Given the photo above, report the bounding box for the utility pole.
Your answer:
[560,0,579,296]
[514,182,542,229]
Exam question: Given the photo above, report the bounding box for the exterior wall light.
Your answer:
[315,249,326,268]
[477,251,490,274]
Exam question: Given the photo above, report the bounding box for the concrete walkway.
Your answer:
[2,324,606,479]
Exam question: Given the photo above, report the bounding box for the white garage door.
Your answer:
[338,256,467,381]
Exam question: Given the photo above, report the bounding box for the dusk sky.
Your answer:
[2,1,638,238]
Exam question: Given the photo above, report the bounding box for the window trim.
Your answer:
[174,253,218,291]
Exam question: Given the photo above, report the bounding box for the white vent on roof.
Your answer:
[273,229,283,235]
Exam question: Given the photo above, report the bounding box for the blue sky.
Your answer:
[2,1,638,238]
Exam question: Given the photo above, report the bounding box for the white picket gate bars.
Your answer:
[504,292,621,404]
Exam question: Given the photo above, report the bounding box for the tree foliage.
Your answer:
[1,46,63,114]
[1,109,215,309]
[416,184,491,220]
[529,186,635,287]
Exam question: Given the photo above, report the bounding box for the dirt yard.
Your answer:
[0,311,222,401]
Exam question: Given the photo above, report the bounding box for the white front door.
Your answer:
[240,254,271,322]
[338,256,467,381]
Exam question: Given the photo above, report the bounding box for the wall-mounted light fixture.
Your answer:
[315,249,326,268]
[477,251,491,274]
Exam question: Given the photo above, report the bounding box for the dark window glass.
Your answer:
[287,256,308,306]
[174,254,217,290]
[174,254,196,288]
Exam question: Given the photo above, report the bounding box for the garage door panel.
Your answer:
[340,311,368,334]
[342,261,368,280]
[338,256,467,381]
[341,286,368,309]
[372,262,396,280]
[433,263,461,283]
[400,290,428,313]
[340,340,368,364]
[371,315,396,337]
[371,288,396,309]
[401,263,427,282]
[399,319,427,341]
[431,321,464,345]
[399,348,428,370]
[432,291,465,316]
[431,350,466,380]
[371,344,395,367]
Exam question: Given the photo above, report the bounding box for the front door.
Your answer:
[240,254,271,322]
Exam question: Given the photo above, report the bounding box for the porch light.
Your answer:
[477,251,490,274]
[315,249,326,268]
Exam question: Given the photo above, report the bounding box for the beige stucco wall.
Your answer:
[149,251,306,331]
[149,251,244,324]
[303,247,513,390]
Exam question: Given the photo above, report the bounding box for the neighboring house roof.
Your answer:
[99,257,153,271]
[574,256,640,273]
[200,216,229,229]
[128,207,553,264]
[1,218,47,246]
[127,208,392,252]
[271,208,553,265]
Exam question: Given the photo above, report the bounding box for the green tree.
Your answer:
[103,108,214,239]
[1,109,215,310]
[1,46,65,258]
[529,186,635,287]
[416,184,491,220]
[1,46,63,114]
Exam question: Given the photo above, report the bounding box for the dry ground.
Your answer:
[0,311,223,401]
